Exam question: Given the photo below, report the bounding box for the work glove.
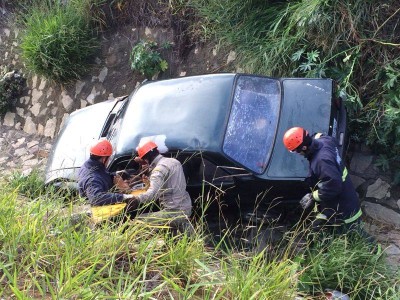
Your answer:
[122,194,135,202]
[300,192,314,210]
[311,213,328,232]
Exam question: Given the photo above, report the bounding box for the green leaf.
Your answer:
[159,60,168,72]
[342,53,351,63]
[291,49,304,62]
[306,50,319,63]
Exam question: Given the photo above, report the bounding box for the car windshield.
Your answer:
[223,75,281,174]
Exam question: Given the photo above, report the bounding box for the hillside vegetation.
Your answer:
[0,171,398,299]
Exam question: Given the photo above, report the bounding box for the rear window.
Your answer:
[223,75,281,174]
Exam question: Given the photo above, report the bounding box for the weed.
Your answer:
[1,176,399,298]
[362,58,400,182]
[7,169,48,199]
[297,232,398,299]
[220,251,297,299]
[130,40,171,79]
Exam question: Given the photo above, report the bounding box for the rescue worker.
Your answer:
[78,138,134,206]
[130,141,193,233]
[283,127,362,234]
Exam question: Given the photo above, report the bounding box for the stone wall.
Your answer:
[0,25,173,139]
[349,145,400,229]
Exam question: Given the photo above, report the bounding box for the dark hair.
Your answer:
[142,148,159,163]
[302,130,312,147]
[90,154,103,161]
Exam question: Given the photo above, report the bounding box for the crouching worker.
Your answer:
[78,138,136,223]
[283,127,363,237]
[129,141,193,235]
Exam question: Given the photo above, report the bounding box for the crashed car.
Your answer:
[45,73,347,205]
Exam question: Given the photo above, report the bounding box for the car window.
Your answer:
[102,98,128,143]
[223,75,281,174]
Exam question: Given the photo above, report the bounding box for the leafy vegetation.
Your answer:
[362,58,400,182]
[130,40,171,79]
[0,171,398,298]
[18,0,100,83]
[186,0,400,181]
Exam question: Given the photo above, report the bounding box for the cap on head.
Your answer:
[136,141,158,159]
[283,127,308,151]
[90,138,113,156]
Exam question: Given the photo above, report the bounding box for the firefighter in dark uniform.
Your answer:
[78,138,134,206]
[283,127,362,234]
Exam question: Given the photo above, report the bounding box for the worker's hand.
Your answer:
[141,174,150,186]
[300,193,314,210]
[126,173,144,187]
[134,156,147,166]
[122,194,139,210]
[114,174,131,192]
[311,218,327,232]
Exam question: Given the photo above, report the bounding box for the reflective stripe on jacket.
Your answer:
[136,155,192,216]
[78,158,124,206]
[306,136,361,223]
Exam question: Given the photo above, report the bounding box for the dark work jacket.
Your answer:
[78,158,124,206]
[305,136,361,223]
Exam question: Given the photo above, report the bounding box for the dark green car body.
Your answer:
[45,73,347,203]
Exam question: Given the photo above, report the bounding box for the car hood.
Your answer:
[45,100,116,184]
[113,74,235,156]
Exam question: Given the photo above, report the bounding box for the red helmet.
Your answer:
[90,138,113,156]
[283,127,307,151]
[137,141,158,159]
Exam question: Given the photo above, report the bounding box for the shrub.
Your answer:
[362,59,400,182]
[19,1,99,83]
[129,40,171,79]
[0,69,26,115]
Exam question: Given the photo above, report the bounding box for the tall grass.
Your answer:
[220,250,298,299]
[19,0,100,83]
[189,0,378,83]
[1,171,398,298]
[298,232,399,299]
[7,169,50,199]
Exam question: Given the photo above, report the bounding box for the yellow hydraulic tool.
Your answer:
[91,203,128,223]
[91,180,149,223]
